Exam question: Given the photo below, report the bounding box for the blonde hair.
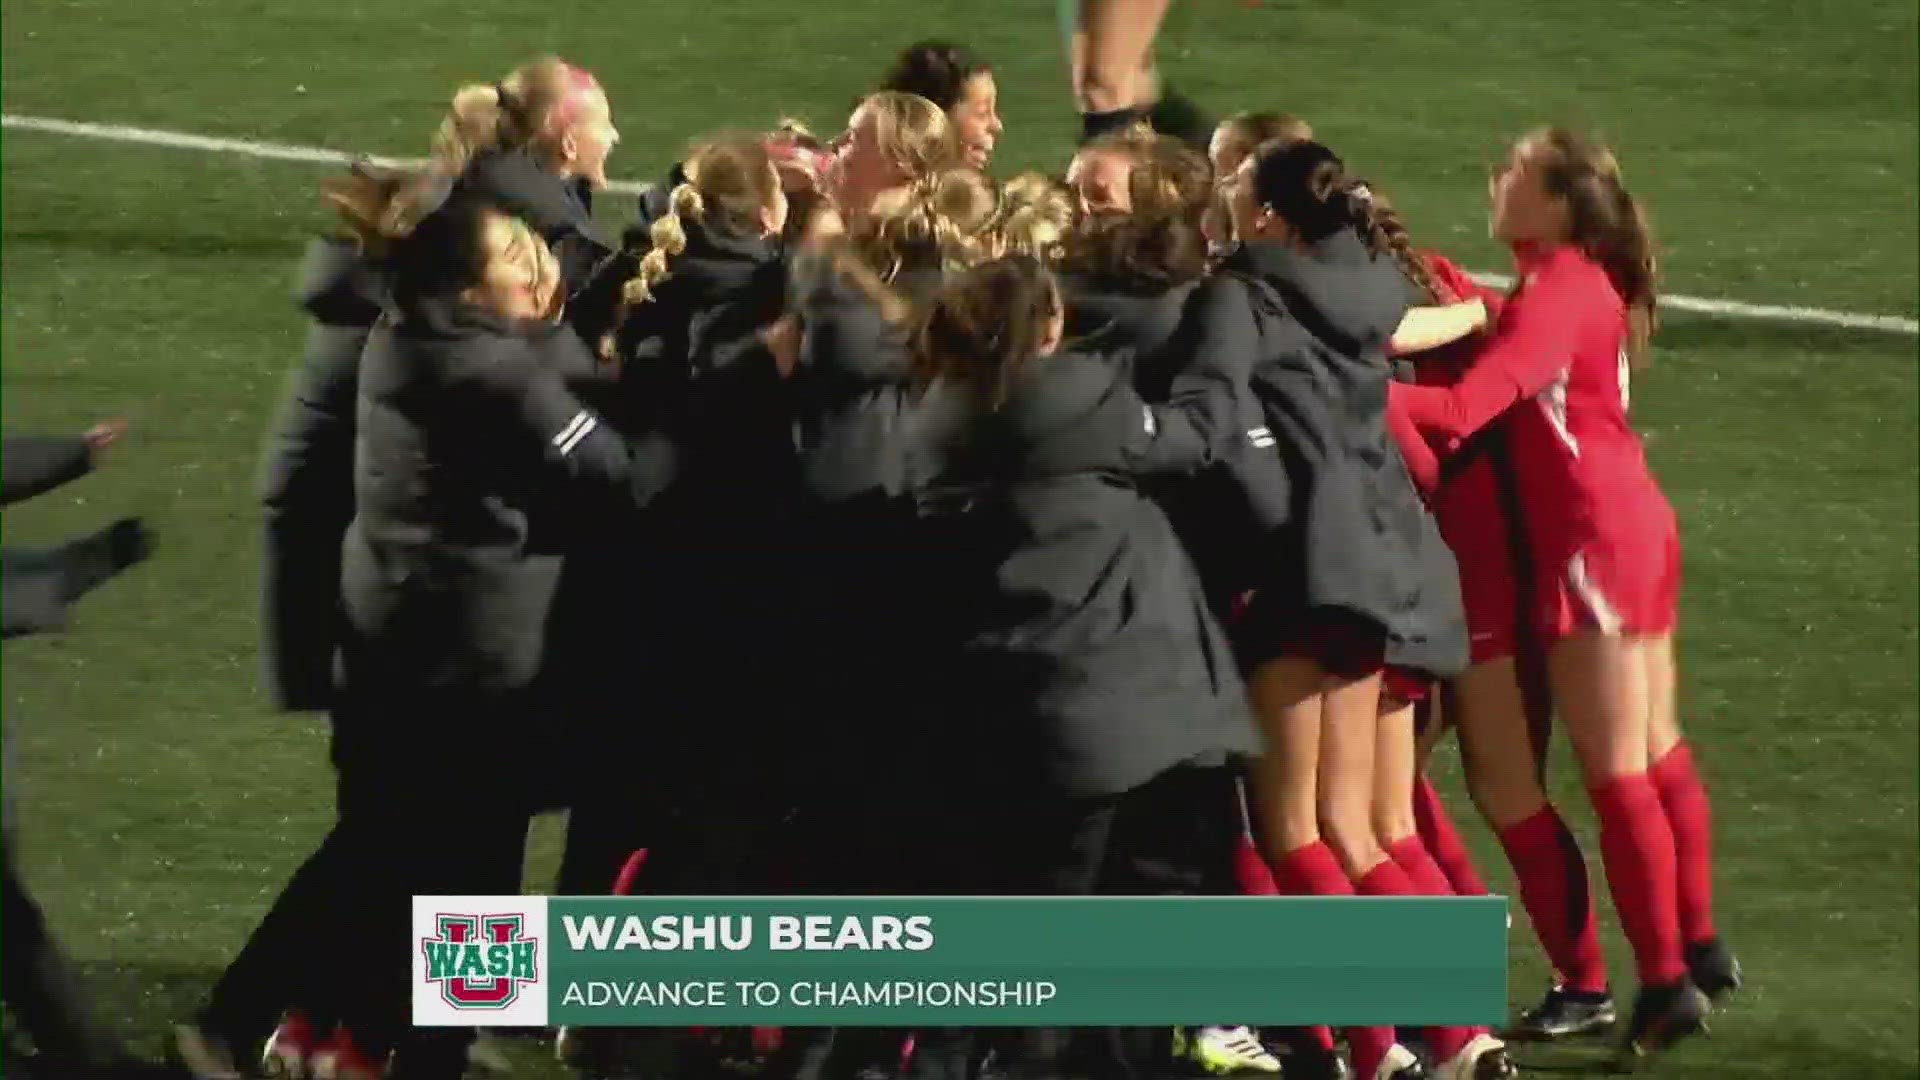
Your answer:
[1131,140,1213,218]
[439,56,600,175]
[853,91,961,181]
[1077,121,1160,165]
[625,135,779,307]
[321,56,598,250]
[854,167,1000,282]
[993,173,1076,265]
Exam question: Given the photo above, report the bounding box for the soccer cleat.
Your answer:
[1373,1043,1430,1080]
[260,1011,318,1078]
[1278,1043,1352,1080]
[1178,1026,1282,1074]
[1507,984,1617,1040]
[172,1022,243,1080]
[1614,980,1710,1070]
[1433,1033,1518,1080]
[1685,939,1743,1002]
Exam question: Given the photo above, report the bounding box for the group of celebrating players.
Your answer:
[25,4,1737,1080]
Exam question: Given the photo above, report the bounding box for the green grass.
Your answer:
[2,1,1916,1077]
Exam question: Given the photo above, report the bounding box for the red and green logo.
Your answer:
[421,913,539,1010]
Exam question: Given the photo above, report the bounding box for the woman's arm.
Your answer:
[1387,298,1487,357]
[1388,269,1591,440]
[1126,276,1259,474]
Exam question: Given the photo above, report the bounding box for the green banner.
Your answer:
[536,897,1506,1027]
[410,895,1506,1027]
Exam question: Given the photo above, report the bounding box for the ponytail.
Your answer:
[1348,184,1448,303]
[626,182,703,305]
[434,82,509,176]
[911,255,1060,411]
[1524,128,1659,364]
[1601,181,1658,363]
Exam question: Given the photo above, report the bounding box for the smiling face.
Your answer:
[554,87,619,189]
[1489,136,1569,246]
[467,212,559,321]
[831,105,905,217]
[949,70,1003,169]
[1066,147,1135,216]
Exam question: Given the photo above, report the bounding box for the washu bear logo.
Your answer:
[421,913,539,1010]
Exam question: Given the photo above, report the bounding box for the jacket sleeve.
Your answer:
[258,330,361,712]
[1126,276,1259,475]
[482,337,680,513]
[791,255,912,386]
[2,437,93,506]
[1389,268,1591,440]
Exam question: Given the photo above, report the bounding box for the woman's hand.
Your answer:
[760,315,804,378]
[84,418,128,455]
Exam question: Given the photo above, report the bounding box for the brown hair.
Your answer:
[912,255,1062,410]
[322,57,597,251]
[994,173,1077,265]
[853,166,1000,281]
[1077,121,1160,165]
[1215,111,1312,167]
[876,41,991,113]
[1062,143,1211,290]
[625,134,780,306]
[1520,127,1658,361]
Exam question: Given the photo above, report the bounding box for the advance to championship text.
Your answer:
[564,979,1061,1010]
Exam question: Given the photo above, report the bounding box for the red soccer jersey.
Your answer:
[1390,243,1668,573]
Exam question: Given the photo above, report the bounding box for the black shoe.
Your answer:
[1685,938,1742,1001]
[1267,1030,1350,1080]
[1614,980,1710,1070]
[1507,984,1617,1041]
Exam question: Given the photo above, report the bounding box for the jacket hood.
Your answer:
[455,147,593,240]
[1228,232,1408,358]
[293,237,389,326]
[654,214,784,308]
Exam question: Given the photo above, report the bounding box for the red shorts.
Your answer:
[1540,519,1681,645]
[1433,461,1523,665]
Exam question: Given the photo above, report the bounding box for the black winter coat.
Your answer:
[1222,235,1467,678]
[340,296,676,700]
[907,337,1259,800]
[1061,272,1293,607]
[544,216,794,764]
[257,239,384,711]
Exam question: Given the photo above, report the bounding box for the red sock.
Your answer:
[1353,857,1419,897]
[1356,856,1480,1063]
[612,848,649,896]
[1387,835,1456,897]
[1273,841,1354,897]
[1650,742,1717,946]
[1235,835,1280,895]
[1276,844,1396,1075]
[1346,1026,1400,1080]
[1589,773,1687,985]
[1413,775,1490,895]
[1497,806,1609,994]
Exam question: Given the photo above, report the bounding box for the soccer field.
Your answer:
[1,1,1915,1076]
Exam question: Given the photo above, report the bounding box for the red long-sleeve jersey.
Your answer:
[1390,243,1667,573]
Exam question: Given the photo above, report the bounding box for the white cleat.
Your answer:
[1373,1043,1429,1080]
[1185,1025,1282,1074]
[1434,1033,1518,1080]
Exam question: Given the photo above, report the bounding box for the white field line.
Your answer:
[5,112,1917,337]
